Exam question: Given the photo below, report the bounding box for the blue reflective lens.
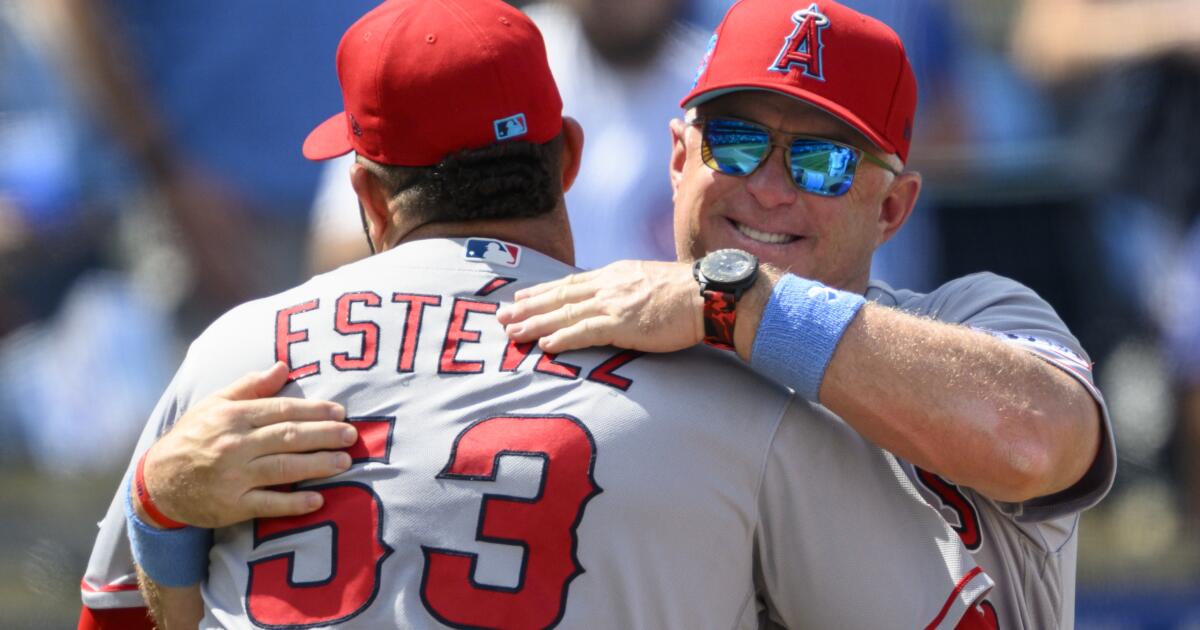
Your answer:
[702,119,770,175]
[699,117,861,197]
[790,140,858,197]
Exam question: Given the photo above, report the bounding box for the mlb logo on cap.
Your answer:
[464,238,522,267]
[494,114,529,141]
[301,0,562,166]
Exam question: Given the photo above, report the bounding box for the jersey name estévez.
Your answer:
[274,288,643,390]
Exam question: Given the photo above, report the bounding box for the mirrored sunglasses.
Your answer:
[690,116,900,197]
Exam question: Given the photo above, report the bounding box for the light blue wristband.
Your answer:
[123,473,212,587]
[750,274,866,401]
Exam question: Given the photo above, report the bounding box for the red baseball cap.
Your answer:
[303,0,563,166]
[681,0,918,162]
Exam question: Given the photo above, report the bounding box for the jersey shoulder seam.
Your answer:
[752,392,797,530]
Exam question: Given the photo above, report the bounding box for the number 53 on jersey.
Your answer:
[245,414,602,630]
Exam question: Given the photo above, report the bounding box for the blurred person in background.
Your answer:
[1014,0,1200,536]
[1163,224,1200,533]
[0,0,175,472]
[48,0,377,330]
[309,0,708,273]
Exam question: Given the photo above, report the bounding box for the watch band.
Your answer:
[701,289,737,350]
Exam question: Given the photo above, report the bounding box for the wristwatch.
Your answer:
[693,248,759,350]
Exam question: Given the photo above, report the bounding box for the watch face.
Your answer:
[700,249,757,283]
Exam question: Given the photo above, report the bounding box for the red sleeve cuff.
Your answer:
[78,605,154,630]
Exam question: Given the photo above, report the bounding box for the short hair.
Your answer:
[356,133,565,225]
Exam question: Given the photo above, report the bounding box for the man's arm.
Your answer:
[135,567,202,630]
[815,300,1101,502]
[79,363,354,628]
[496,261,1102,502]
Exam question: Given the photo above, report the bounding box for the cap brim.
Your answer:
[681,84,896,157]
[302,112,354,161]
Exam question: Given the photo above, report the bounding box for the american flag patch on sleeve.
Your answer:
[976,328,1093,380]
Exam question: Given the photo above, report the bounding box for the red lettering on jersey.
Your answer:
[247,483,393,627]
[916,468,982,551]
[275,299,320,381]
[500,339,536,372]
[476,276,518,297]
[534,352,581,380]
[440,299,499,374]
[246,418,395,627]
[344,417,395,464]
[421,415,601,630]
[392,293,442,373]
[332,292,382,371]
[586,350,643,391]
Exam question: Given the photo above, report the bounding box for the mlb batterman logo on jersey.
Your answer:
[464,238,522,267]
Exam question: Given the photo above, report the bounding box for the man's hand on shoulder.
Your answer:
[497,260,705,353]
[140,362,356,529]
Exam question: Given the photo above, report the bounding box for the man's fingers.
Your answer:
[504,296,605,342]
[239,488,326,520]
[215,362,291,401]
[247,451,353,487]
[500,282,596,327]
[511,277,566,302]
[538,316,615,354]
[511,270,596,302]
[247,420,358,456]
[242,397,346,429]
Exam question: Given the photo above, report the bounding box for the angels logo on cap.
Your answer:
[770,3,831,81]
[679,0,918,162]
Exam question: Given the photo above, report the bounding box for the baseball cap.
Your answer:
[682,0,918,162]
[303,0,563,166]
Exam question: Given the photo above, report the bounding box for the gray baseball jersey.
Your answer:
[84,238,992,629]
[866,273,1117,630]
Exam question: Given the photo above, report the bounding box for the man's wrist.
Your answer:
[689,276,706,347]
[749,274,866,401]
[133,449,187,530]
[123,472,212,588]
[733,265,778,362]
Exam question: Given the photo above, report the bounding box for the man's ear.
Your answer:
[668,118,689,203]
[350,162,392,252]
[559,116,584,192]
[876,170,922,247]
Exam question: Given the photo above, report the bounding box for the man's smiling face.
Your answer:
[669,90,905,292]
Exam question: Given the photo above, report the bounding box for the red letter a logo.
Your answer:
[770,4,831,80]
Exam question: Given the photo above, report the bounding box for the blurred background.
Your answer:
[1,0,1198,626]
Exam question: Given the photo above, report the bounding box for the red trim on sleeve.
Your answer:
[954,601,998,630]
[80,578,139,593]
[924,566,986,630]
[78,605,154,630]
